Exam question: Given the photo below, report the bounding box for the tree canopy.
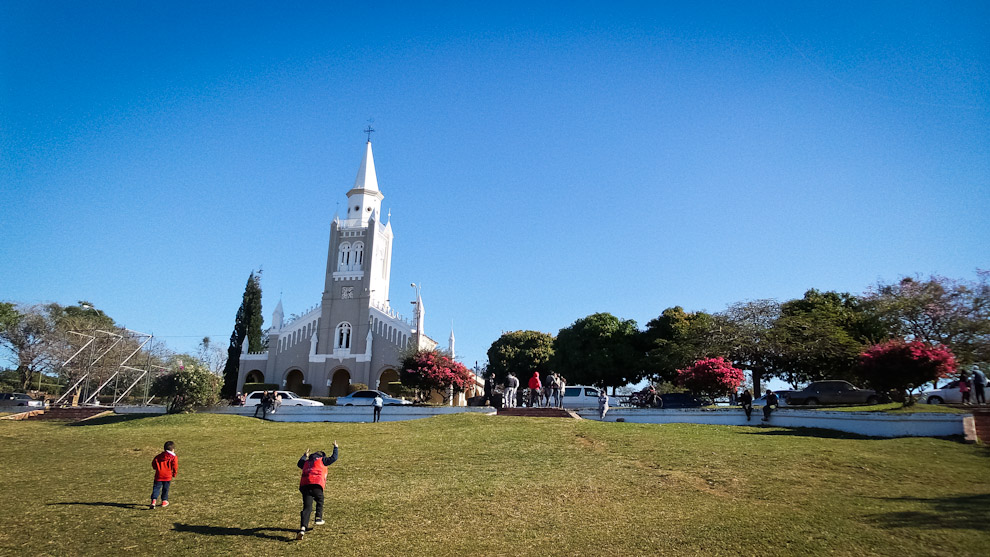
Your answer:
[486,330,555,384]
[399,349,473,403]
[552,312,642,391]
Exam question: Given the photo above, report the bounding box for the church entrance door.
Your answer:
[285,369,304,394]
[329,369,351,397]
[378,369,399,395]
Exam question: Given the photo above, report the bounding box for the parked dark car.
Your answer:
[784,381,879,406]
[659,393,710,408]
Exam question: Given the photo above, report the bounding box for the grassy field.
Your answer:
[0,413,987,556]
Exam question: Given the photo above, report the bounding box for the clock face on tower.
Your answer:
[341,286,354,299]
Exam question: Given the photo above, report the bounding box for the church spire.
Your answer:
[352,141,379,193]
[346,140,384,224]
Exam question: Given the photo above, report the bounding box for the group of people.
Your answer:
[958,366,988,405]
[736,389,778,422]
[147,438,342,542]
[500,371,568,409]
[252,390,282,419]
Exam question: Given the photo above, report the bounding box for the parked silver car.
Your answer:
[784,381,879,406]
[0,393,45,408]
[336,390,412,406]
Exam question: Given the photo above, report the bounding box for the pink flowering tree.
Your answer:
[399,349,473,404]
[676,357,745,402]
[857,340,956,403]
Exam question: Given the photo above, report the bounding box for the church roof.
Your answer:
[351,141,379,193]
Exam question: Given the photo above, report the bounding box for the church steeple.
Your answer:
[346,141,384,225]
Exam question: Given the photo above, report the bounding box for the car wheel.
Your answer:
[927,396,943,405]
[805,398,819,406]
[866,396,878,405]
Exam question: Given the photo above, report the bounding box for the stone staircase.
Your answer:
[497,407,579,418]
[28,407,110,422]
[971,409,990,444]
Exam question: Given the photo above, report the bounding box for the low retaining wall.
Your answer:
[114,404,496,422]
[575,407,971,438]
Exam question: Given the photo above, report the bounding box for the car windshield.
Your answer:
[281,392,297,399]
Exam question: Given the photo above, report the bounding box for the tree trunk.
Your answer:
[752,370,763,397]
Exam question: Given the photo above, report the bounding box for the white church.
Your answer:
[237,138,455,398]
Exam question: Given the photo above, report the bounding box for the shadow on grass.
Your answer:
[739,427,872,440]
[867,494,990,530]
[69,414,159,426]
[49,501,148,510]
[172,523,297,541]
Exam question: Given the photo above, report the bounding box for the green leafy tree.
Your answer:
[151,358,222,413]
[486,330,555,385]
[641,307,729,385]
[221,271,265,398]
[719,299,784,395]
[552,312,642,392]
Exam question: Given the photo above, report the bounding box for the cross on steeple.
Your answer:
[364,125,375,142]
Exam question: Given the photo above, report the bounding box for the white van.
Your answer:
[562,385,611,408]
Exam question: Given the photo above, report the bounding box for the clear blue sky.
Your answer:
[2,1,988,375]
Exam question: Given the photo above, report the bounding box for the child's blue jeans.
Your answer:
[151,480,171,502]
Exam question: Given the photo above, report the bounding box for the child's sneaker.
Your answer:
[314,518,325,526]
[150,499,157,509]
[161,500,169,508]
[296,528,305,540]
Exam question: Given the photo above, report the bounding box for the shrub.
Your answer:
[348,383,369,394]
[295,384,313,397]
[857,340,956,401]
[400,349,473,404]
[150,362,222,413]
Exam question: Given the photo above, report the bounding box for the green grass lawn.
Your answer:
[1,413,987,556]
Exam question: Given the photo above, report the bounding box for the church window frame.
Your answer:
[338,242,351,270]
[335,322,352,350]
[352,241,364,267]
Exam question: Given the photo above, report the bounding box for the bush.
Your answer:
[295,384,313,397]
[348,383,369,394]
[150,362,222,413]
[677,357,745,401]
[242,382,279,394]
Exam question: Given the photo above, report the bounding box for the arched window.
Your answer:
[352,241,364,267]
[335,322,352,349]
[337,242,351,270]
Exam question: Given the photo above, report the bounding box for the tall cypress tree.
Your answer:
[221,271,265,398]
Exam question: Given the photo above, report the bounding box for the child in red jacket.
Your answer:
[151,441,178,509]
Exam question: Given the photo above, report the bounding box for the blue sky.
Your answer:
[2,1,988,376]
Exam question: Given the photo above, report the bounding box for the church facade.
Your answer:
[237,140,438,397]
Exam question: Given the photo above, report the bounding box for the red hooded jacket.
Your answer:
[152,451,178,481]
[528,373,542,390]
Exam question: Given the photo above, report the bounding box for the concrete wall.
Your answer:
[576,407,970,438]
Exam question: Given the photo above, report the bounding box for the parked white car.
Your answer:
[336,390,412,406]
[0,393,46,408]
[244,391,324,407]
[561,386,612,408]
[918,381,966,405]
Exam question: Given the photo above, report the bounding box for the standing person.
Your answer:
[550,373,562,408]
[598,389,609,420]
[372,393,383,422]
[528,372,542,408]
[150,441,178,509]
[972,365,987,405]
[739,389,753,421]
[505,373,519,408]
[557,374,567,408]
[959,375,972,404]
[296,441,339,541]
[542,374,555,408]
[762,390,778,422]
